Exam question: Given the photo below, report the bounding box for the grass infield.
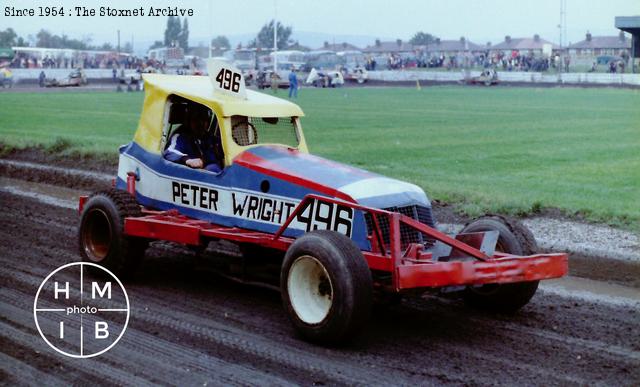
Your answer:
[1,86,638,229]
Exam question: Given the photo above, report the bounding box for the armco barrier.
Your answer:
[10,68,114,83]
[8,68,640,87]
[367,70,640,86]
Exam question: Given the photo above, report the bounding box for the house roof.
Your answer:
[317,43,361,51]
[420,39,484,52]
[491,37,560,50]
[362,41,415,53]
[567,35,631,49]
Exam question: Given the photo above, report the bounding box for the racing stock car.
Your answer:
[78,60,568,343]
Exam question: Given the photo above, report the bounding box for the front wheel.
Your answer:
[78,189,148,278]
[461,215,539,312]
[281,230,372,344]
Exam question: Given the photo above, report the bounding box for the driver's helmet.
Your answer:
[186,104,213,133]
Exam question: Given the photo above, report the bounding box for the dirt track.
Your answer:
[1,186,639,385]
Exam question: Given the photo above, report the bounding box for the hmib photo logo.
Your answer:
[33,262,130,358]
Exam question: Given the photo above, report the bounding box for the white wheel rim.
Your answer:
[287,255,333,324]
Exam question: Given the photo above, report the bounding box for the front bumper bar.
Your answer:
[394,253,568,290]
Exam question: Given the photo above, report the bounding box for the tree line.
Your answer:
[156,18,296,52]
[0,28,134,52]
[0,18,439,54]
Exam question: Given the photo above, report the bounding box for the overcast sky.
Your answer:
[1,0,638,50]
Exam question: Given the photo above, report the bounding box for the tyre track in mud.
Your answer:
[2,190,640,385]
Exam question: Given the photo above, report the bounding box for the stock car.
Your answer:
[465,69,499,86]
[45,68,88,87]
[78,60,567,343]
[305,68,345,87]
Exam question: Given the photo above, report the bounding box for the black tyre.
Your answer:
[461,215,539,312]
[78,189,148,277]
[281,230,373,344]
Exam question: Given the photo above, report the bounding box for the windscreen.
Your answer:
[230,116,299,148]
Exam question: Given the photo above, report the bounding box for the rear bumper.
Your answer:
[395,253,568,290]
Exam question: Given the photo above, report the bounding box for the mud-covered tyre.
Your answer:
[78,189,148,278]
[281,230,373,344]
[461,215,539,312]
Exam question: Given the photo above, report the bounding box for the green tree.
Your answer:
[36,29,54,47]
[409,31,437,46]
[0,28,18,47]
[248,20,292,49]
[98,42,113,51]
[287,41,310,51]
[178,18,189,50]
[35,30,88,49]
[210,35,230,50]
[164,16,181,46]
[149,40,164,50]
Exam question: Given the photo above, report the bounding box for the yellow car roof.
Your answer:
[142,73,304,117]
[134,74,305,154]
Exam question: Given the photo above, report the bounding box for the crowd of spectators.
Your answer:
[378,49,575,73]
[364,57,377,71]
[7,52,165,72]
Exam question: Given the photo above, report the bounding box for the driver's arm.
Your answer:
[164,133,203,168]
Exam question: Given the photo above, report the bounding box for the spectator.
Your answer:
[270,71,280,93]
[39,71,46,87]
[288,68,298,98]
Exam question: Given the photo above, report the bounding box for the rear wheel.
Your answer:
[78,189,148,278]
[281,230,372,344]
[461,215,539,312]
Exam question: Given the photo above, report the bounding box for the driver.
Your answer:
[163,103,223,173]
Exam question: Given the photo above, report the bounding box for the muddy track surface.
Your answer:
[1,190,639,386]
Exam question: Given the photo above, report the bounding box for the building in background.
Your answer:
[490,35,559,57]
[421,38,483,58]
[363,40,416,68]
[567,31,631,67]
[318,42,361,52]
[615,16,640,73]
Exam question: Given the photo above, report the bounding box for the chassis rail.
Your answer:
[80,187,568,291]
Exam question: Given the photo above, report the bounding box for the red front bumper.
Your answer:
[394,253,568,290]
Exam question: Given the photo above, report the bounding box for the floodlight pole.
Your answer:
[209,3,212,58]
[558,0,566,73]
[273,0,278,73]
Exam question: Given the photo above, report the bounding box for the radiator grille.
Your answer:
[364,205,436,251]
